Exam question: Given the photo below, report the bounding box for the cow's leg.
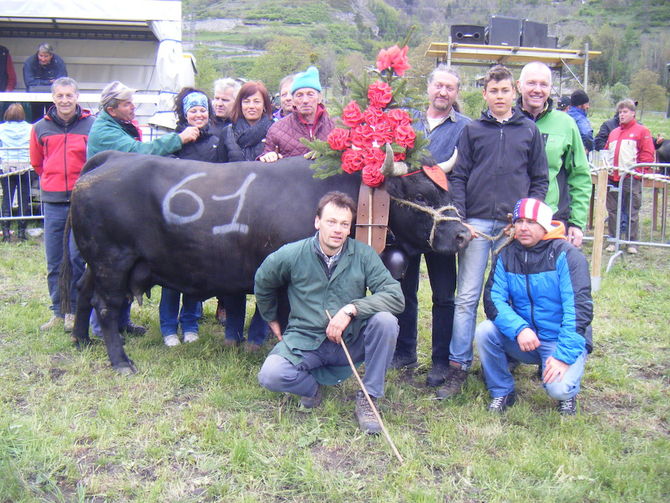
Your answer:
[72,267,94,348]
[93,294,137,374]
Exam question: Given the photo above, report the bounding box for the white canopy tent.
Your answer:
[0,0,194,128]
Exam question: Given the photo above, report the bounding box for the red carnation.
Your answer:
[393,150,406,162]
[350,124,374,149]
[341,147,366,174]
[386,108,412,127]
[341,100,365,127]
[367,81,393,108]
[363,106,385,126]
[394,124,416,149]
[327,128,351,151]
[375,45,411,77]
[362,162,385,188]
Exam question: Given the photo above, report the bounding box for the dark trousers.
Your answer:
[395,252,456,366]
[1,170,32,222]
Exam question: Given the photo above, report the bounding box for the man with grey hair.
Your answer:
[517,61,591,248]
[30,77,91,331]
[273,74,294,121]
[212,78,241,133]
[390,64,471,388]
[23,42,68,92]
[86,80,199,337]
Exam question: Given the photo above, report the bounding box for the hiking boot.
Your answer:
[63,314,75,333]
[164,334,181,347]
[122,321,147,336]
[354,390,382,434]
[299,386,323,409]
[487,392,516,413]
[389,353,418,370]
[426,363,450,387]
[558,396,577,416]
[40,315,63,331]
[183,331,199,343]
[627,246,638,255]
[244,342,262,353]
[435,365,468,399]
[223,338,240,348]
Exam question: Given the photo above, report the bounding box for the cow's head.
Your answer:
[381,146,470,255]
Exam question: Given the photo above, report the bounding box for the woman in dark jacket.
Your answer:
[220,81,274,351]
[221,81,274,162]
[159,88,224,347]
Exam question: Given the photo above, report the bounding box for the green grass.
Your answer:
[0,235,669,502]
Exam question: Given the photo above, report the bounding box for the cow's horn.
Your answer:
[381,143,409,176]
[437,148,458,174]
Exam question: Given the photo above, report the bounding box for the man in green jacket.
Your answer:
[517,62,592,247]
[256,191,404,434]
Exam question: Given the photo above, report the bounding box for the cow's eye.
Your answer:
[415,194,426,204]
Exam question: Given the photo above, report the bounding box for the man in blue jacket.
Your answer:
[566,89,594,154]
[475,198,593,415]
[23,43,68,91]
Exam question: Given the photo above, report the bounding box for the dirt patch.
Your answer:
[311,444,360,473]
[49,367,66,381]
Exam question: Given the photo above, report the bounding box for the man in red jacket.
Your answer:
[604,99,655,254]
[30,77,93,332]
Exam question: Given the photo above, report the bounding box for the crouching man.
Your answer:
[475,198,593,415]
[255,191,404,433]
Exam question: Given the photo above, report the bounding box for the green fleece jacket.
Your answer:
[87,109,182,159]
[520,102,592,230]
[254,236,404,384]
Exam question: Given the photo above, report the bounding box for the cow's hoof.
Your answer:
[73,337,92,349]
[113,361,137,375]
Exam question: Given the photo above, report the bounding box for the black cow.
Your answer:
[657,140,670,176]
[64,150,470,373]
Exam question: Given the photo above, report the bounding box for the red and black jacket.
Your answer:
[30,106,95,203]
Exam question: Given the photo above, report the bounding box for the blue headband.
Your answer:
[183,92,208,113]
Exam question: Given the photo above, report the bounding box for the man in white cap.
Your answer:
[259,66,333,162]
[86,80,199,338]
[475,198,593,415]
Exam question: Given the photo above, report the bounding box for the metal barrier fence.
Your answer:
[0,147,43,227]
[588,152,670,288]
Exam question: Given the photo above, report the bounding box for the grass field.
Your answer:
[0,230,668,502]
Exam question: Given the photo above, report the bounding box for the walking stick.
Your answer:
[326,310,403,463]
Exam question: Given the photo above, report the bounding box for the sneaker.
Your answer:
[627,246,638,255]
[605,244,616,252]
[487,392,516,413]
[435,365,468,399]
[183,331,199,343]
[40,315,63,331]
[164,334,181,347]
[299,386,323,409]
[558,396,577,416]
[64,314,75,333]
[123,321,147,336]
[388,353,418,370]
[426,363,450,387]
[354,390,382,434]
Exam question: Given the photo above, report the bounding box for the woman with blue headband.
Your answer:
[159,87,226,347]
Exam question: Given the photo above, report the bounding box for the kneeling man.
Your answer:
[256,191,404,433]
[476,198,593,415]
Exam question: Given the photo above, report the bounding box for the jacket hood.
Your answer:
[542,220,567,241]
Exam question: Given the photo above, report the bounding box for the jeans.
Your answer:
[395,252,456,366]
[258,312,399,398]
[90,301,131,337]
[224,294,268,345]
[158,287,200,336]
[43,202,85,317]
[450,218,509,369]
[476,320,586,400]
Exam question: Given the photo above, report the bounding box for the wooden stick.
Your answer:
[326,310,403,463]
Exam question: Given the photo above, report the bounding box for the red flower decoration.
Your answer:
[375,45,411,77]
[341,100,365,127]
[393,151,406,162]
[395,124,416,149]
[350,124,375,149]
[367,81,393,108]
[362,163,385,188]
[327,128,351,150]
[341,148,366,174]
[386,108,412,127]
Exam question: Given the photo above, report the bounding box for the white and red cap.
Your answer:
[513,198,553,232]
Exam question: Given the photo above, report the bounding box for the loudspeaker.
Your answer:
[521,20,548,48]
[486,15,522,46]
[451,25,486,43]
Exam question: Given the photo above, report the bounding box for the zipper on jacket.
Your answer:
[63,124,69,199]
[523,250,538,333]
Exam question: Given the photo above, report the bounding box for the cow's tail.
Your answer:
[59,211,73,315]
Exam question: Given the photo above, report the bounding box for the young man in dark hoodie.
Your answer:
[438,65,548,400]
[475,198,593,415]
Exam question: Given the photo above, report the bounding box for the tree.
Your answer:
[610,82,630,105]
[630,70,667,117]
[248,37,316,92]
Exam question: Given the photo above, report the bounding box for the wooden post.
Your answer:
[591,152,608,292]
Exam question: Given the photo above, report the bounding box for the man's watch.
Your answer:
[343,305,356,319]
